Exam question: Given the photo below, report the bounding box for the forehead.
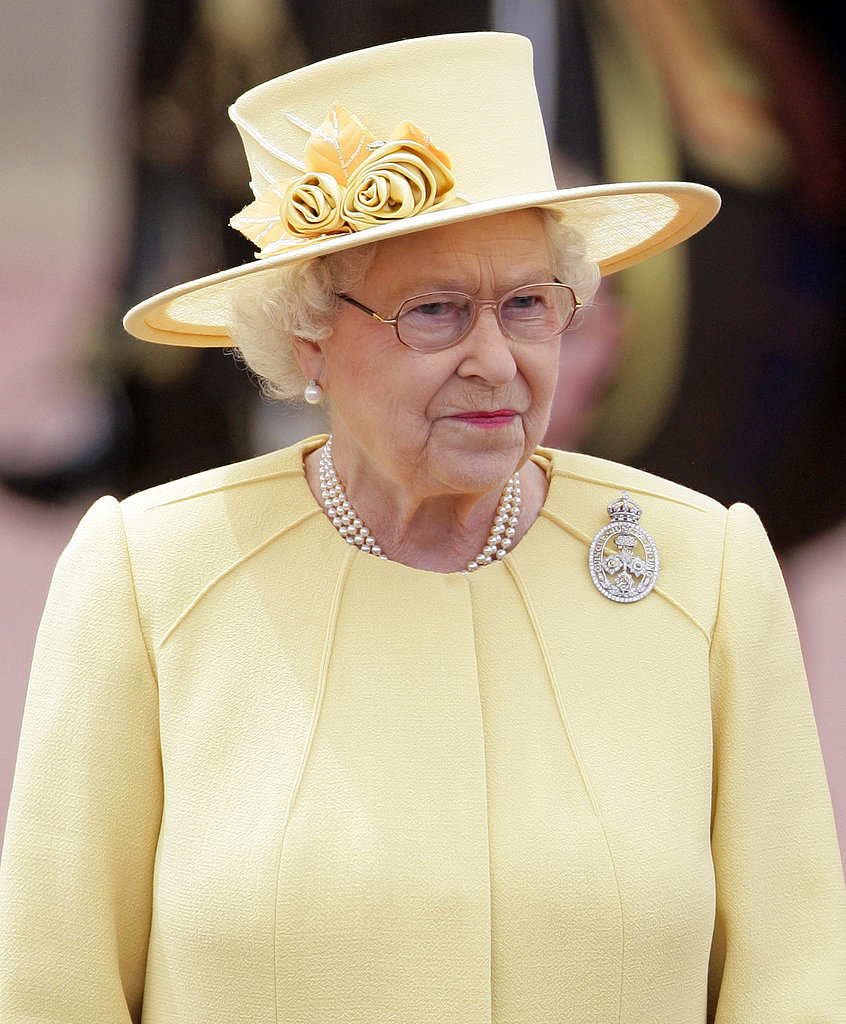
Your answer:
[366,210,552,295]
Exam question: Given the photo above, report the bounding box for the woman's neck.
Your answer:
[303,442,548,573]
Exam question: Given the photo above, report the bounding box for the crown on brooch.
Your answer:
[606,491,643,524]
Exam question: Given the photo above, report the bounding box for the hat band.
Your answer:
[230,104,463,258]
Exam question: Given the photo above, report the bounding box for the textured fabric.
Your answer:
[1,435,844,1023]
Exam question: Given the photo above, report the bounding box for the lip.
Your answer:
[451,409,518,429]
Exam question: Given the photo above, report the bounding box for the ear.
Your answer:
[290,334,327,390]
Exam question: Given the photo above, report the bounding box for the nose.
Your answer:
[455,305,517,386]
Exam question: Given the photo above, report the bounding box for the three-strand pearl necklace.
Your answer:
[318,436,521,574]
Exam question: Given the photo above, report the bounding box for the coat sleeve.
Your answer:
[0,496,162,1023]
[707,502,846,1022]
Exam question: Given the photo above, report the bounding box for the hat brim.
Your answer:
[123,181,719,347]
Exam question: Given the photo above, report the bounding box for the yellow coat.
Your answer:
[2,436,844,1022]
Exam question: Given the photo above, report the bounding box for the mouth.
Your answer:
[451,409,518,429]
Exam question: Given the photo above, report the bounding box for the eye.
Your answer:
[414,301,458,317]
[503,291,546,317]
[400,293,470,325]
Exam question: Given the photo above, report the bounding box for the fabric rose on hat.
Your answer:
[342,139,456,230]
[231,173,348,255]
[283,172,347,237]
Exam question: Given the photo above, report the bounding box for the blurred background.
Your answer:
[1,0,844,864]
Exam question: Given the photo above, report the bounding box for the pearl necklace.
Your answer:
[318,436,521,574]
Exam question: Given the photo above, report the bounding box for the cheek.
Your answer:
[418,354,471,415]
[392,355,458,423]
[523,344,561,414]
[323,324,393,399]
[329,339,453,432]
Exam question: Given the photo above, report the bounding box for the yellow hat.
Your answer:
[124,32,719,348]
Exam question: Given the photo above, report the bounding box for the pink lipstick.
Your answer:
[452,410,517,429]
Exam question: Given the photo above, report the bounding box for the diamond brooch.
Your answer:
[588,492,659,603]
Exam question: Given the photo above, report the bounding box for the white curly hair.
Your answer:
[227,209,601,402]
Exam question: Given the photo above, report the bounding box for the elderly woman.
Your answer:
[1,32,844,1024]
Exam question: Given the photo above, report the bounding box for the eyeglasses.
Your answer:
[336,282,581,352]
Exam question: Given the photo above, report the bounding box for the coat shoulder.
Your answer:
[540,447,728,522]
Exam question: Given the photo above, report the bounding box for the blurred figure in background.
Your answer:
[114,0,313,490]
[0,0,313,503]
[0,0,135,498]
[494,0,846,555]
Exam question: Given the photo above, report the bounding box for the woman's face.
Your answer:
[304,210,563,503]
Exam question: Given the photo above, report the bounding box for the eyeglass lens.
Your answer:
[395,283,576,350]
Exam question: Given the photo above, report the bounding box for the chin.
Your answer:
[434,443,526,496]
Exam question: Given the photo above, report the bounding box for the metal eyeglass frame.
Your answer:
[335,282,582,352]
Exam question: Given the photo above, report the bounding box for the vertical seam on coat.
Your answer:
[273,546,355,1022]
[467,577,496,1024]
[504,557,627,1024]
[708,505,732,834]
[709,506,732,655]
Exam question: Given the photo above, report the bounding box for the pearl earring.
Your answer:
[303,379,323,404]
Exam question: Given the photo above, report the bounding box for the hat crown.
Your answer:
[229,33,555,206]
